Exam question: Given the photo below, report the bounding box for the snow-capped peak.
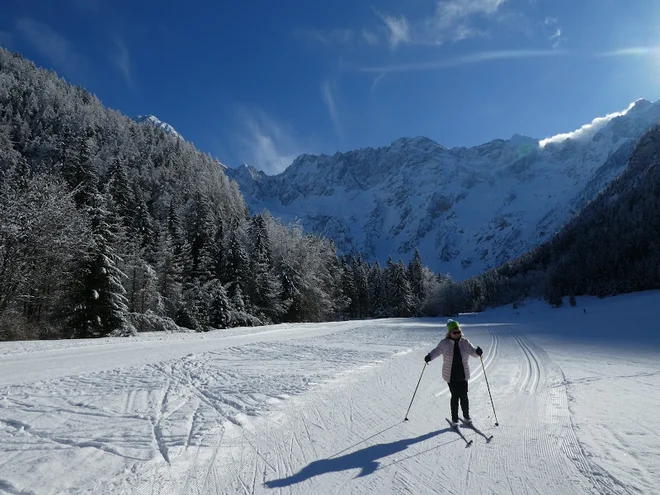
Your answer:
[135,115,182,139]
[226,98,660,280]
[539,99,655,148]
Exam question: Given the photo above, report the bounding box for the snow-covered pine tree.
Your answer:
[155,226,184,319]
[340,256,357,318]
[368,261,386,318]
[385,259,414,317]
[352,254,370,319]
[247,214,284,323]
[223,220,250,304]
[70,191,132,338]
[407,248,426,315]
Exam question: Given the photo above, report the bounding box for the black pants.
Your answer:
[448,380,469,421]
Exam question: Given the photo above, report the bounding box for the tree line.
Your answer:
[0,47,444,340]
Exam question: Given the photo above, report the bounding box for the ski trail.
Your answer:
[2,308,658,494]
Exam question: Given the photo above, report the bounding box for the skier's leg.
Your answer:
[448,382,459,422]
[459,380,470,420]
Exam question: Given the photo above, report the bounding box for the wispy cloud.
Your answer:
[374,0,508,47]
[543,16,564,49]
[370,73,386,91]
[15,18,84,77]
[111,36,133,86]
[375,11,411,48]
[601,46,660,57]
[235,108,304,175]
[359,49,566,73]
[539,101,641,147]
[362,29,379,46]
[550,27,563,49]
[321,80,342,139]
[302,0,512,50]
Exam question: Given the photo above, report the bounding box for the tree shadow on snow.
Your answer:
[264,427,450,488]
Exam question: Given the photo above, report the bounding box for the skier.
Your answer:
[424,319,483,427]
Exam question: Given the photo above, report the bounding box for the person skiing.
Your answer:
[424,319,483,426]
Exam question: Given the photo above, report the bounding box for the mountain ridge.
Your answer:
[226,99,660,279]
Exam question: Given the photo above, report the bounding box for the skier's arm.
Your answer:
[426,340,446,362]
[463,338,481,358]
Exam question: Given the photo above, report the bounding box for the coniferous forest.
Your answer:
[2,45,660,341]
[0,48,451,341]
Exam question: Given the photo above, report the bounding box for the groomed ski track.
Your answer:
[1,293,659,494]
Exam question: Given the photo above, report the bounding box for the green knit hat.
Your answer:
[446,319,460,332]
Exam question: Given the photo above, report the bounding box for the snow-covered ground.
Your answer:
[1,292,659,494]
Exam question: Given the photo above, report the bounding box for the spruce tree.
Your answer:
[407,248,426,315]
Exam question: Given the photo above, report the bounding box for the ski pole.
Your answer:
[480,356,499,426]
[404,362,427,421]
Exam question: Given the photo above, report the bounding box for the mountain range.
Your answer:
[225,99,660,279]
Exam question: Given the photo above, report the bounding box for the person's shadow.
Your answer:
[264,428,450,488]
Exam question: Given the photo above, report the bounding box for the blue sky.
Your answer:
[2,0,660,174]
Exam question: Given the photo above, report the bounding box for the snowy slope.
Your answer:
[1,292,659,494]
[135,115,182,139]
[226,100,660,278]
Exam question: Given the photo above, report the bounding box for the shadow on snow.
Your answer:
[264,427,453,488]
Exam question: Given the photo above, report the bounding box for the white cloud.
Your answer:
[112,36,132,86]
[437,0,507,19]
[235,108,304,175]
[539,101,639,147]
[373,0,508,48]
[15,18,83,77]
[425,0,507,44]
[550,27,562,48]
[321,80,342,139]
[376,12,411,48]
[601,46,660,57]
[542,15,563,48]
[359,48,565,73]
[305,0,509,51]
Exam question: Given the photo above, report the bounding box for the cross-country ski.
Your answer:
[446,418,474,446]
[459,418,493,442]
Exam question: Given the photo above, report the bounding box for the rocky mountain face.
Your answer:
[226,99,660,279]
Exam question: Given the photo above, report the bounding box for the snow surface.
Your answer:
[1,292,659,494]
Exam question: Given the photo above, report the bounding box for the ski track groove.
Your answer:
[300,411,319,459]
[555,366,640,495]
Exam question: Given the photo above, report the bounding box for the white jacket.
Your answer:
[428,337,479,383]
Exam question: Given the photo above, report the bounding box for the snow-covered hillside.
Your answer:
[135,114,182,139]
[226,99,660,278]
[1,291,659,494]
